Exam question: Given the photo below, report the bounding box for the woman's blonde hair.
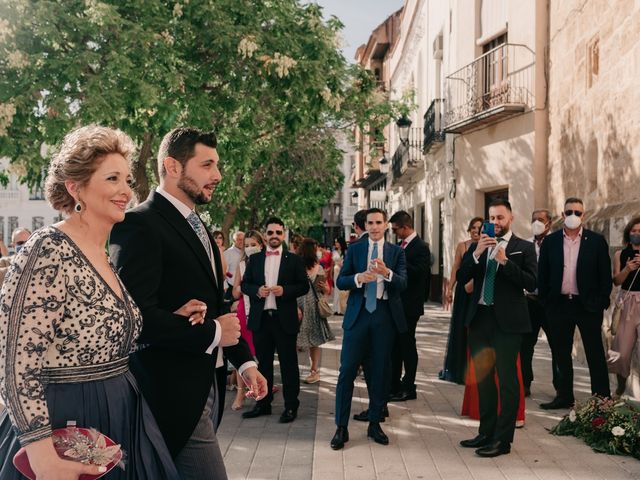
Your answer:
[45,125,135,213]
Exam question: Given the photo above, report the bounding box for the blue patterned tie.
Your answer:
[483,255,498,305]
[365,242,378,313]
[187,211,212,262]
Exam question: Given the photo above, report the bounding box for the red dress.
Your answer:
[237,296,255,357]
[461,348,525,422]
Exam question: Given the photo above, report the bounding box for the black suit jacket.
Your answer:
[537,228,612,313]
[400,235,431,317]
[109,191,253,456]
[241,249,309,334]
[458,235,537,333]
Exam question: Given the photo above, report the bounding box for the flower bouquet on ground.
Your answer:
[13,424,125,479]
[550,395,640,459]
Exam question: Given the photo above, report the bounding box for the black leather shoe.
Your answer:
[459,434,492,448]
[389,390,417,402]
[540,397,574,410]
[353,406,389,422]
[330,426,349,450]
[242,404,272,419]
[475,440,511,457]
[279,409,297,423]
[367,422,389,445]
[524,386,531,397]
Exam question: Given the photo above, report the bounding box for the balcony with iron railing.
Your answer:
[391,126,423,184]
[444,43,535,133]
[423,98,445,153]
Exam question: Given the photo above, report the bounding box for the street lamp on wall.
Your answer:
[379,155,389,174]
[396,116,413,145]
[350,191,359,205]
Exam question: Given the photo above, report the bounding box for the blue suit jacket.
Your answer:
[336,239,408,332]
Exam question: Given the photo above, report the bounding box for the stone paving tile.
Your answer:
[219,304,640,479]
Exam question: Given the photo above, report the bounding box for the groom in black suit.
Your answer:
[110,127,267,480]
[457,199,537,458]
[241,217,309,423]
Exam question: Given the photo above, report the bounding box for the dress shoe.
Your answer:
[388,390,417,402]
[367,422,389,445]
[459,434,492,448]
[279,409,297,423]
[330,426,349,450]
[475,440,511,457]
[524,386,531,397]
[353,406,389,422]
[242,404,272,419]
[540,397,574,410]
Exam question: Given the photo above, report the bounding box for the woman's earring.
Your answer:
[74,201,83,213]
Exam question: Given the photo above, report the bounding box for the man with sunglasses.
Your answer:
[241,217,309,423]
[0,228,31,286]
[538,197,612,409]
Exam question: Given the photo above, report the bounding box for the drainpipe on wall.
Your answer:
[534,0,550,209]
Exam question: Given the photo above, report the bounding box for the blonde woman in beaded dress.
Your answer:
[0,126,181,479]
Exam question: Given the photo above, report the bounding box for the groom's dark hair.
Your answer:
[157,127,217,178]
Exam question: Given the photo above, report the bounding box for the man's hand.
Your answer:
[218,313,241,346]
[474,234,497,258]
[494,246,507,265]
[258,285,271,298]
[270,285,284,297]
[358,271,377,284]
[370,258,390,278]
[241,366,268,400]
[174,299,207,325]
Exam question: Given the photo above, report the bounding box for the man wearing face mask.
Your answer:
[537,197,613,409]
[0,228,32,286]
[520,210,559,397]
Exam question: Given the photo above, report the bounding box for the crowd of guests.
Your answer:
[0,122,637,479]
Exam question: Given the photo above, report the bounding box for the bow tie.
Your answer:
[266,250,280,256]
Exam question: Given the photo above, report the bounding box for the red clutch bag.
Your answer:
[13,425,123,480]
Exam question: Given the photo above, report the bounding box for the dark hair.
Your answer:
[353,209,367,230]
[623,217,640,245]
[532,209,552,223]
[389,210,413,228]
[564,197,584,207]
[299,237,319,269]
[264,216,285,229]
[212,230,225,241]
[467,217,484,232]
[334,236,347,255]
[488,199,512,212]
[366,207,387,222]
[157,127,217,178]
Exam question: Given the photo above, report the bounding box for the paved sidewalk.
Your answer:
[219,304,640,479]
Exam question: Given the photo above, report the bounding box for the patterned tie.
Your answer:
[186,211,212,262]
[400,240,408,249]
[365,242,378,313]
[483,257,498,305]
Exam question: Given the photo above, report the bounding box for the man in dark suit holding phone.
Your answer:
[537,197,612,409]
[457,199,537,458]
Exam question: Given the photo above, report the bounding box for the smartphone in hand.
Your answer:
[482,221,495,238]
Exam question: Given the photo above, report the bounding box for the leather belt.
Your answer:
[264,310,277,317]
[561,294,579,300]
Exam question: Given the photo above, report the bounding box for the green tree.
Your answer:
[0,0,405,235]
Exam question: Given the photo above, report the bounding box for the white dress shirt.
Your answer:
[355,239,393,299]
[401,231,417,247]
[264,245,283,310]
[224,245,242,288]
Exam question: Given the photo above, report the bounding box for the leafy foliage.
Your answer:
[551,396,640,459]
[0,0,406,233]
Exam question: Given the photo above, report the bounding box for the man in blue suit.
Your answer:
[330,208,407,450]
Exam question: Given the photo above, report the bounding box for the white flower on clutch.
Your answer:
[569,410,577,422]
[612,426,625,437]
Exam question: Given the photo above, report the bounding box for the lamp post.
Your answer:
[396,116,413,145]
[379,155,389,174]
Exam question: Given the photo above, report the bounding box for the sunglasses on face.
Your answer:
[564,210,583,217]
[267,230,283,236]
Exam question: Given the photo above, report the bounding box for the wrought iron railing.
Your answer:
[423,98,445,151]
[392,127,423,180]
[444,43,535,127]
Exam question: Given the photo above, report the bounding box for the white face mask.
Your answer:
[245,246,261,257]
[531,220,547,236]
[316,251,323,260]
[564,214,582,230]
